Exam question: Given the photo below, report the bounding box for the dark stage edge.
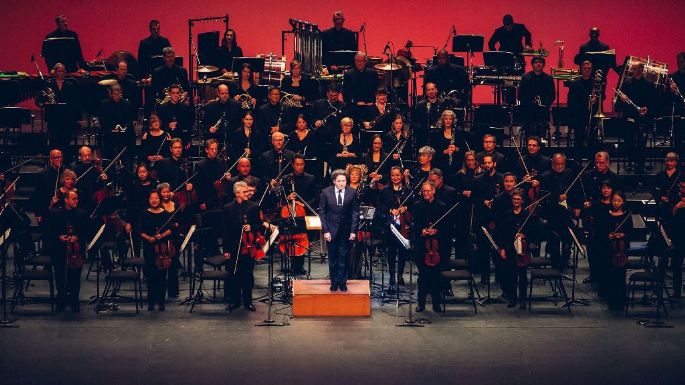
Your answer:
[2,256,685,385]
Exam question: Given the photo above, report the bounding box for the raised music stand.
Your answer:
[453,35,484,114]
[327,50,358,69]
[232,57,266,74]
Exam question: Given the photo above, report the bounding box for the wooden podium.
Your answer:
[292,280,370,317]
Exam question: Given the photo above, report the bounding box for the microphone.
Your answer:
[359,22,366,32]
[382,41,391,54]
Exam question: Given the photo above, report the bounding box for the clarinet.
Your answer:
[448,125,455,166]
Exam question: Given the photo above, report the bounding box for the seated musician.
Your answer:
[362,87,395,133]
[476,133,506,166]
[204,84,241,143]
[257,87,285,134]
[111,61,141,110]
[288,114,317,159]
[97,84,137,163]
[517,56,555,138]
[223,181,270,311]
[281,59,318,106]
[225,158,263,202]
[403,146,435,192]
[383,114,411,167]
[41,15,86,73]
[140,114,172,166]
[430,109,468,178]
[311,82,347,153]
[412,180,449,313]
[45,190,90,312]
[156,84,194,146]
[261,132,296,182]
[343,52,380,119]
[231,63,260,109]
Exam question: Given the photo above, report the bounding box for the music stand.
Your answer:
[327,50,358,68]
[452,35,484,58]
[585,51,616,73]
[483,51,517,68]
[150,56,184,71]
[232,57,266,73]
[0,228,18,327]
[42,37,78,71]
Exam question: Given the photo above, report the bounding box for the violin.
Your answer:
[514,235,531,267]
[153,227,176,270]
[279,177,309,257]
[239,214,267,261]
[423,222,440,267]
[609,211,631,267]
[173,162,199,208]
[65,225,84,268]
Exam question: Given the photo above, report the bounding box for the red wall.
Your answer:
[4,0,683,104]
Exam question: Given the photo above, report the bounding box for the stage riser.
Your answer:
[293,280,370,317]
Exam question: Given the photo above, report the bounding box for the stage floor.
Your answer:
[1,246,684,385]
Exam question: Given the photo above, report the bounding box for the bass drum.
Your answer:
[105,51,138,75]
[258,54,286,86]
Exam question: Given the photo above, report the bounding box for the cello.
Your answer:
[278,176,309,257]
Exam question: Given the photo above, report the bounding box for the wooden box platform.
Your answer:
[292,280,370,317]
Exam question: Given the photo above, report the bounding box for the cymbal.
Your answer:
[395,56,411,68]
[197,65,219,73]
[195,78,214,84]
[374,63,402,71]
[98,79,119,86]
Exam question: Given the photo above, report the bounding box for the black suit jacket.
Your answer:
[318,185,359,240]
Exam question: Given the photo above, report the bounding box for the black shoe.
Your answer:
[298,269,308,275]
[330,284,338,292]
[582,275,594,283]
[445,288,454,297]
[227,302,241,311]
[507,299,517,308]
[519,302,527,310]
[398,276,405,286]
[158,303,165,311]
[415,304,425,312]
[339,284,348,292]
[432,304,442,312]
[245,303,256,311]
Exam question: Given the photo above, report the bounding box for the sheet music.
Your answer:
[390,224,410,250]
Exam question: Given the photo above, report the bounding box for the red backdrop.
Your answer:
[4,0,683,104]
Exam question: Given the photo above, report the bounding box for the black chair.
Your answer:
[96,269,144,314]
[189,269,231,313]
[527,268,571,312]
[625,250,671,318]
[11,262,55,313]
[440,268,479,314]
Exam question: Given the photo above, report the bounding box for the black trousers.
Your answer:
[607,264,626,310]
[386,235,408,285]
[416,256,441,307]
[502,260,528,302]
[227,256,255,306]
[53,255,83,309]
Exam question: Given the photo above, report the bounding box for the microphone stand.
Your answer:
[256,216,288,327]
[396,233,425,327]
[0,228,18,327]
[359,23,367,54]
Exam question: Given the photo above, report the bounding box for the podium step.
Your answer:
[292,280,370,317]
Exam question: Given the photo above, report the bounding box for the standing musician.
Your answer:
[667,52,685,148]
[195,139,228,212]
[214,29,244,75]
[671,189,685,298]
[30,149,63,226]
[476,133,505,166]
[430,109,468,178]
[653,152,681,223]
[281,154,319,275]
[539,153,582,271]
[424,50,470,101]
[139,190,174,311]
[41,15,86,73]
[97,84,137,163]
[403,146,435,193]
[582,179,614,288]
[379,166,411,290]
[204,84,241,144]
[412,180,448,312]
[229,111,264,161]
[157,183,186,299]
[311,82,347,153]
[222,181,268,312]
[567,61,597,160]
[49,169,79,211]
[152,47,190,102]
[454,151,481,260]
[140,114,172,165]
[71,146,107,213]
[383,114,411,167]
[127,164,158,248]
[321,10,358,73]
[40,63,79,163]
[518,56,555,139]
[343,52,380,117]
[413,82,443,148]
[574,27,611,69]
[232,63,261,109]
[360,134,389,192]
[288,114,317,159]
[514,136,550,183]
[319,169,360,292]
[156,84,194,146]
[582,151,622,207]
[137,20,171,80]
[615,62,655,173]
[487,14,532,69]
[594,191,633,311]
[106,61,141,110]
[495,189,536,309]
[46,190,90,312]
[257,87,286,134]
[429,168,459,296]
[154,138,195,195]
[473,154,505,283]
[260,132,296,182]
[362,87,395,134]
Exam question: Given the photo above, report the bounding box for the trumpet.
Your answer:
[613,88,646,115]
[157,85,187,105]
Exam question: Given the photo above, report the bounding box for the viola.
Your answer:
[239,214,267,260]
[279,200,309,257]
[65,225,84,268]
[610,237,627,267]
[514,236,531,267]
[423,222,440,267]
[153,237,176,270]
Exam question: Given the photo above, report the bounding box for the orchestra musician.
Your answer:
[653,152,681,223]
[514,136,550,183]
[46,190,90,312]
[582,151,622,207]
[137,19,171,80]
[231,63,261,109]
[49,169,78,211]
[430,109,467,178]
[288,114,317,159]
[343,52,380,117]
[195,139,227,212]
[413,82,443,147]
[260,132,296,182]
[487,14,532,69]
[157,183,184,298]
[139,190,174,311]
[454,151,481,260]
[476,133,505,166]
[71,146,107,213]
[41,63,78,163]
[321,10,358,73]
[41,15,86,73]
[667,52,685,148]
[30,149,63,226]
[281,59,318,106]
[615,62,655,173]
[156,84,194,146]
[318,169,360,292]
[139,114,172,165]
[671,189,685,298]
[97,84,137,163]
[204,84,241,144]
[362,87,395,134]
[428,168,459,296]
[257,87,285,134]
[582,179,614,288]
[574,27,611,70]
[412,180,448,313]
[229,111,264,161]
[424,49,470,100]
[331,117,360,170]
[567,60,597,160]
[215,29,244,75]
[360,134,388,191]
[311,82,347,154]
[152,47,190,102]
[126,164,158,248]
[154,138,194,197]
[222,181,268,311]
[109,61,141,110]
[517,56,555,138]
[225,158,263,202]
[383,114,411,167]
[473,154,505,284]
[404,146,435,193]
[379,166,411,290]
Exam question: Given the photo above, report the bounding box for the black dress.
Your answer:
[139,131,171,164]
[595,210,634,310]
[138,209,172,309]
[330,134,360,170]
[287,129,317,158]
